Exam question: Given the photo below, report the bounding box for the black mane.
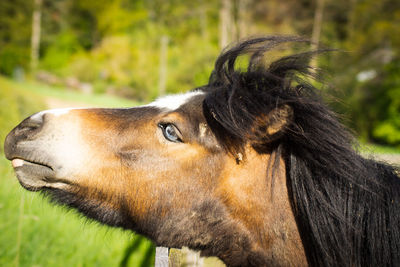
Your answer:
[202,36,400,266]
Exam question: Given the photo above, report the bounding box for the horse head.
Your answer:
[4,36,400,267]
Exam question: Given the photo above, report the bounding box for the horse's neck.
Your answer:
[216,148,307,266]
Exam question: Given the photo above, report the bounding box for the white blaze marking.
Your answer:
[31,108,86,120]
[146,91,204,110]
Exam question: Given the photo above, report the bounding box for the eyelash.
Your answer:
[158,123,183,143]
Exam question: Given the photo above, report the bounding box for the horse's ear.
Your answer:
[251,104,293,144]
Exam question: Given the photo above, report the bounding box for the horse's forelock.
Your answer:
[202,36,320,153]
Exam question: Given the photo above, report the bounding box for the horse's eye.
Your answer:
[159,124,183,143]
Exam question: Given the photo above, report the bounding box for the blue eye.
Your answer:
[159,124,183,143]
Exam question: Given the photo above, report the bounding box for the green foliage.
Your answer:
[0,0,32,75]
[0,45,30,76]
[40,31,84,73]
[374,122,400,146]
[65,31,219,100]
[66,34,157,100]
[166,35,219,93]
[324,0,400,146]
[371,62,400,147]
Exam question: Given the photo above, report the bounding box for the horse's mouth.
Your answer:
[11,158,62,191]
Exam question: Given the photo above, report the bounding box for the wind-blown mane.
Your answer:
[202,36,400,266]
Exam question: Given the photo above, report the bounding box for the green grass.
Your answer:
[0,76,154,267]
[359,142,400,155]
[2,77,138,108]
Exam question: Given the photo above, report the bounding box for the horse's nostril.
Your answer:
[13,112,45,137]
[27,112,44,127]
[20,120,41,131]
[4,112,46,160]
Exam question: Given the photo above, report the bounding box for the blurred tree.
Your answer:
[310,0,325,67]
[219,0,234,49]
[0,0,33,75]
[237,0,250,39]
[30,0,42,73]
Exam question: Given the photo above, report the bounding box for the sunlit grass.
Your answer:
[359,142,400,155]
[25,82,139,108]
[0,76,139,108]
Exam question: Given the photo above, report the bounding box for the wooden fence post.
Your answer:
[155,247,169,267]
[156,246,225,267]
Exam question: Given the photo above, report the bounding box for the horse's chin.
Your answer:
[11,158,67,191]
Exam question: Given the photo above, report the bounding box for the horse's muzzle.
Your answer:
[4,112,59,191]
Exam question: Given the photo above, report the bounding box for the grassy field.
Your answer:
[4,78,138,108]
[0,76,154,267]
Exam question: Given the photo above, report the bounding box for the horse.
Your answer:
[4,36,400,266]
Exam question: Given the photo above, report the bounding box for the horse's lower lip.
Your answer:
[11,158,57,191]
